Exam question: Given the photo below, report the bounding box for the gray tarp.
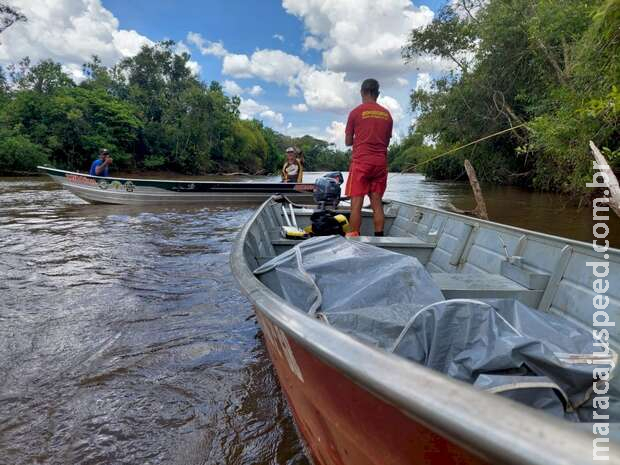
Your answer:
[254,235,445,316]
[254,236,617,422]
[391,298,619,421]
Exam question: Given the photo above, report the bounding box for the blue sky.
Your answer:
[1,0,451,146]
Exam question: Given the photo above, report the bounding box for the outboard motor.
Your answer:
[313,171,344,210]
[310,172,349,236]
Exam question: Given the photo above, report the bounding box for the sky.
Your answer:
[0,0,453,147]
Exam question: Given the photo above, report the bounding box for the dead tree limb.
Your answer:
[590,141,620,219]
[444,160,490,220]
[464,159,489,220]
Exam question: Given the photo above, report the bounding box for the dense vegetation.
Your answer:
[392,0,619,196]
[0,42,349,176]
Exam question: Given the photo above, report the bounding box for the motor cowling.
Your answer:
[313,172,343,209]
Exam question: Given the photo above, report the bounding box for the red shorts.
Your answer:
[345,162,388,197]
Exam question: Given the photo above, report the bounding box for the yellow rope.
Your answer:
[402,122,529,173]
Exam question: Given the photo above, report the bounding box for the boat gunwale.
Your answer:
[388,198,620,256]
[37,166,315,188]
[230,196,615,465]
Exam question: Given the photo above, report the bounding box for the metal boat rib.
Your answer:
[231,196,620,465]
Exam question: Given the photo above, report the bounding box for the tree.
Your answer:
[0,3,26,37]
[8,58,74,93]
[399,0,618,195]
[0,42,349,175]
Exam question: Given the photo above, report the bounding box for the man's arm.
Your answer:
[345,111,355,147]
[95,158,112,175]
[345,132,353,147]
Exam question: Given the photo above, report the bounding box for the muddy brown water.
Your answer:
[1,173,618,465]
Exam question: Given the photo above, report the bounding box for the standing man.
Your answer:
[89,148,113,177]
[344,78,393,237]
[281,147,304,183]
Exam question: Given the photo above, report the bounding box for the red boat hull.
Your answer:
[257,312,493,465]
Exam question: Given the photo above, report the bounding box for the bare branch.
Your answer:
[0,3,27,37]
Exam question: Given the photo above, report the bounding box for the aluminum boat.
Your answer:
[231,196,620,465]
[38,166,315,205]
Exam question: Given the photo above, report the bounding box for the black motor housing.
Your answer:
[313,172,343,208]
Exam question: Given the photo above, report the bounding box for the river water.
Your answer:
[1,173,618,465]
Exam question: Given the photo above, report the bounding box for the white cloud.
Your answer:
[248,85,264,96]
[273,34,285,42]
[62,63,87,82]
[187,32,227,57]
[378,95,404,123]
[303,36,323,51]
[223,48,306,85]
[414,72,433,92]
[260,109,284,125]
[222,53,253,78]
[325,121,347,149]
[0,0,152,70]
[222,80,264,97]
[223,79,244,95]
[282,123,322,139]
[282,0,449,82]
[186,60,202,76]
[112,29,152,57]
[295,67,358,112]
[238,98,269,120]
[186,1,441,124]
[238,98,285,127]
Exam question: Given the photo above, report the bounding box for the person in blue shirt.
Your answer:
[89,148,113,177]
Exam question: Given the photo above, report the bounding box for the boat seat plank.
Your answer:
[271,235,436,263]
[281,209,398,219]
[431,272,544,308]
[348,236,434,248]
[271,235,435,249]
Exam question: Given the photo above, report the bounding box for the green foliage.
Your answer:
[399,0,620,195]
[143,154,166,169]
[0,132,48,173]
[0,42,347,175]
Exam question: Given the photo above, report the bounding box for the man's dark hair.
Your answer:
[361,78,380,98]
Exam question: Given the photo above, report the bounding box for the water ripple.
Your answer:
[0,178,308,465]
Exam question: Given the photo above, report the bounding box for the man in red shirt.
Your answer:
[344,78,393,237]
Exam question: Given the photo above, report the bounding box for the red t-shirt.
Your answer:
[345,102,393,166]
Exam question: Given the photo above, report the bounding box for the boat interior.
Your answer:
[242,197,620,427]
[247,198,620,332]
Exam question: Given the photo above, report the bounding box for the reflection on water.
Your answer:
[1,173,618,465]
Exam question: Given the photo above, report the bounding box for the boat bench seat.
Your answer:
[349,236,435,262]
[431,272,544,308]
[272,235,436,263]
